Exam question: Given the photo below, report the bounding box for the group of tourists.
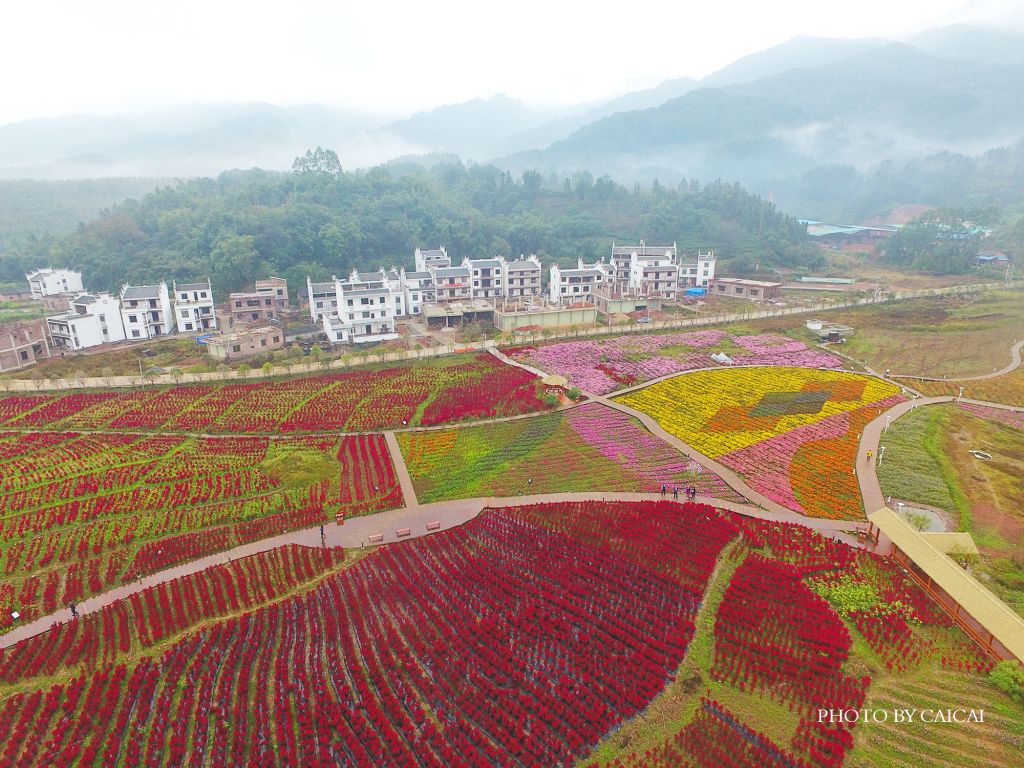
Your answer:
[662,484,698,501]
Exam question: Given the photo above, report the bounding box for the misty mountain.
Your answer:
[0,103,396,180]
[376,94,578,160]
[698,34,886,88]
[909,23,1024,66]
[500,26,1024,219]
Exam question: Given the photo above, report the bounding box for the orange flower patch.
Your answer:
[706,406,784,433]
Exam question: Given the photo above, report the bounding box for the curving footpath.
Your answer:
[0,490,865,651]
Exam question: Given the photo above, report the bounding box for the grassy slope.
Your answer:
[877,403,1024,616]
[877,406,961,512]
[848,664,1024,768]
[837,290,1024,378]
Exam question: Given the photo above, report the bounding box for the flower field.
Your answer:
[0,353,545,433]
[507,330,842,394]
[0,544,344,685]
[956,401,1024,430]
[913,365,1024,407]
[618,367,904,518]
[0,500,740,767]
[588,513,1002,768]
[397,402,746,503]
[0,431,401,630]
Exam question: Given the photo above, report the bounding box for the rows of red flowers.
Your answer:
[0,544,343,685]
[0,501,737,767]
[336,433,403,519]
[0,353,546,433]
[712,555,868,768]
[0,431,401,628]
[596,697,807,768]
[735,518,993,675]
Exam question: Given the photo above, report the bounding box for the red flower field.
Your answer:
[0,500,739,767]
[0,431,401,628]
[0,353,545,433]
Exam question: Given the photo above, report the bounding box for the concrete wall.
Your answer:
[494,306,597,331]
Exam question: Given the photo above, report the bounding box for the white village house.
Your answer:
[47,293,127,351]
[26,268,84,300]
[549,258,613,305]
[119,282,175,339]
[173,279,218,333]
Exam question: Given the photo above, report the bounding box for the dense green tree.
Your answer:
[291,146,343,175]
[5,157,822,293]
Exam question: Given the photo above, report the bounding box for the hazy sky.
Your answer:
[1,0,1018,124]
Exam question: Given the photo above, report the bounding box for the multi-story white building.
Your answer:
[549,258,613,304]
[47,293,126,351]
[504,255,543,299]
[679,250,717,288]
[401,270,435,315]
[608,242,713,298]
[119,282,175,339]
[463,257,506,300]
[26,268,84,300]
[432,265,473,303]
[610,242,676,293]
[306,277,339,323]
[173,279,217,333]
[628,248,679,300]
[414,246,451,273]
[320,269,400,345]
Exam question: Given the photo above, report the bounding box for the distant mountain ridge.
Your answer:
[500,26,1024,218]
[3,23,1024,225]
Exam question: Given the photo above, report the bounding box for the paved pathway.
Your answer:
[0,491,865,650]
[855,396,955,512]
[383,431,419,507]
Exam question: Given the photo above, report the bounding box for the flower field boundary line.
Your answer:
[0,492,867,652]
[383,431,419,508]
[595,396,801,518]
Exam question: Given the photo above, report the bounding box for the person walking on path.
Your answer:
[68,602,78,619]
[320,524,325,541]
[672,486,679,501]
[867,450,873,462]
[661,484,667,498]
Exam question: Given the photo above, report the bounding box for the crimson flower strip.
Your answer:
[712,554,868,768]
[0,353,547,433]
[0,544,343,686]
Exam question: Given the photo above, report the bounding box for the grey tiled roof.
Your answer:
[121,285,161,300]
[507,261,540,271]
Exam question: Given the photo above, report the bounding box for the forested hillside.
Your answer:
[2,160,817,294]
